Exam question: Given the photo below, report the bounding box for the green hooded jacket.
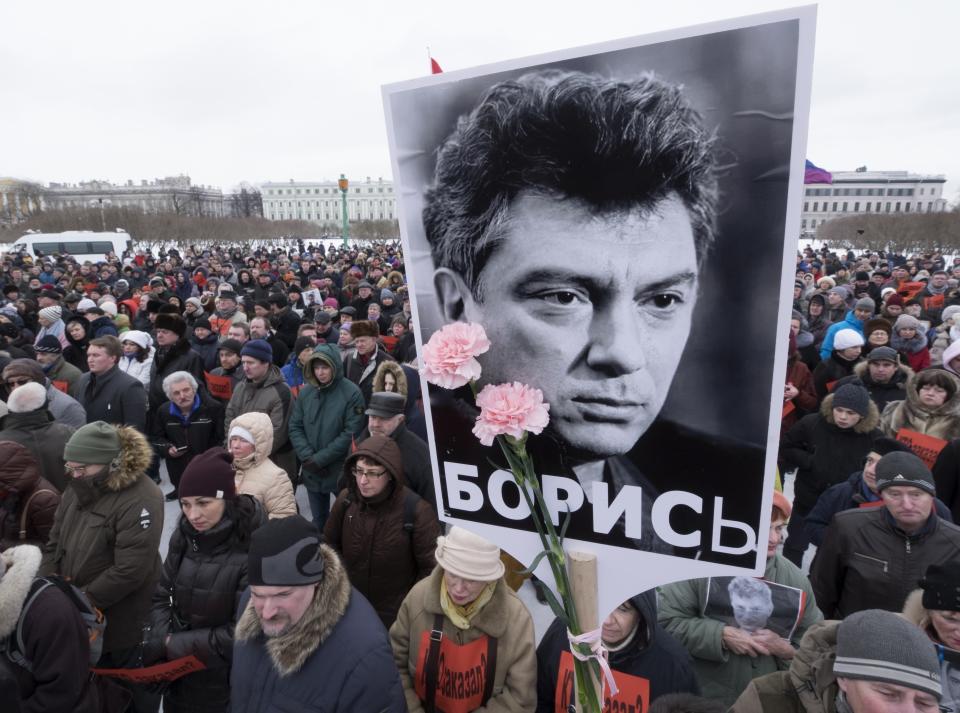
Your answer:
[288,343,365,493]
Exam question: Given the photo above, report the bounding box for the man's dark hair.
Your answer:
[423,69,718,298]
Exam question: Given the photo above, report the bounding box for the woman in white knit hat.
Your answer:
[34,305,68,350]
[389,526,537,712]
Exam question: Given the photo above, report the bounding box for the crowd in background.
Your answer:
[1,240,960,712]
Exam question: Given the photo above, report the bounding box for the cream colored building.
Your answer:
[44,175,224,217]
[801,168,947,237]
[260,177,395,223]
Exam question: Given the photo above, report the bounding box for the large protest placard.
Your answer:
[383,7,816,616]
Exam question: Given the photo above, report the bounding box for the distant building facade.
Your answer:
[802,168,948,237]
[43,175,224,217]
[260,177,396,223]
[0,178,44,225]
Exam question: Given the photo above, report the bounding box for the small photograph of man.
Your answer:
[703,576,805,641]
[385,15,807,569]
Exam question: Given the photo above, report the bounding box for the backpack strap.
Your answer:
[19,489,56,540]
[481,632,499,705]
[422,613,445,713]
[402,489,421,537]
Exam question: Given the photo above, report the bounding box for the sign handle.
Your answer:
[569,550,600,712]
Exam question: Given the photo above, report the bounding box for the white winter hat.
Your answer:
[7,382,47,414]
[100,302,117,317]
[120,330,151,350]
[77,298,97,313]
[228,425,256,445]
[834,328,865,351]
[38,306,62,323]
[435,527,504,582]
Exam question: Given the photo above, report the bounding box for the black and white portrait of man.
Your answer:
[384,9,814,592]
[704,576,806,640]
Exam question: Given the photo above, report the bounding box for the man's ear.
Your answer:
[434,268,474,323]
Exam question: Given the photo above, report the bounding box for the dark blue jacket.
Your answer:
[230,547,405,713]
[805,470,953,546]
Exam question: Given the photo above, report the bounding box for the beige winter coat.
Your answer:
[229,412,296,519]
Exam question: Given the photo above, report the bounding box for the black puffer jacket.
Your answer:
[147,495,263,713]
[779,393,882,511]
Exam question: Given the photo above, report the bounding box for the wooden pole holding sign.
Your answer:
[569,550,601,713]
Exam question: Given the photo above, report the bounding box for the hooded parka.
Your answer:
[0,407,75,492]
[289,344,365,494]
[880,369,960,440]
[228,412,297,519]
[39,426,164,653]
[537,590,699,712]
[0,441,60,550]
[324,435,440,628]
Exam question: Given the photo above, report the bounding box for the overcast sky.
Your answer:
[4,0,957,202]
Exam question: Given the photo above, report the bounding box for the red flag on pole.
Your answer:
[430,57,443,74]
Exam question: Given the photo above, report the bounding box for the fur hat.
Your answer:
[2,359,44,385]
[350,320,379,339]
[833,329,864,351]
[864,317,892,338]
[434,526,504,582]
[894,314,921,334]
[154,313,187,338]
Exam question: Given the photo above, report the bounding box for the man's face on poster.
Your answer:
[447,191,698,460]
[730,587,774,632]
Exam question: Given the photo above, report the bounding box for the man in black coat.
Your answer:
[150,371,224,500]
[268,292,301,350]
[249,316,290,368]
[148,313,205,415]
[854,346,910,412]
[76,335,148,432]
[355,392,435,512]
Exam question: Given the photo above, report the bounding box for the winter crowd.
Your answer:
[1,240,960,713]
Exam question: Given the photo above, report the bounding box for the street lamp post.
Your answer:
[338,174,349,247]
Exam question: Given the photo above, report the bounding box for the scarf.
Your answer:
[891,333,927,354]
[216,305,238,320]
[440,577,496,630]
[36,319,69,349]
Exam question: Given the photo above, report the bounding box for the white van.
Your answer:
[10,230,132,263]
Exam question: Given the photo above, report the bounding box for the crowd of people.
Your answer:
[2,239,960,712]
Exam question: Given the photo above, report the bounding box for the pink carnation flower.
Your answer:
[421,322,491,389]
[472,382,550,447]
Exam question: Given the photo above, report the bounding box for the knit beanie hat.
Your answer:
[228,425,256,445]
[240,339,272,364]
[100,302,118,317]
[64,421,122,465]
[870,436,911,458]
[7,382,47,414]
[218,338,243,356]
[828,286,847,298]
[77,298,97,313]
[179,448,237,500]
[248,515,325,587]
[832,382,871,418]
[34,335,63,354]
[855,297,876,312]
[833,329,864,351]
[920,562,960,612]
[293,336,315,355]
[894,314,921,334]
[435,526,505,582]
[867,346,899,364]
[38,306,62,323]
[193,317,212,332]
[185,297,203,312]
[121,330,152,351]
[834,609,941,699]
[380,288,395,301]
[886,293,905,307]
[855,271,871,281]
[875,451,936,496]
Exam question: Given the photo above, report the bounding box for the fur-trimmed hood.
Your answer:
[235,544,350,677]
[854,358,914,387]
[372,360,407,396]
[104,425,155,491]
[819,392,881,433]
[902,589,932,630]
[0,544,42,638]
[903,369,960,417]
